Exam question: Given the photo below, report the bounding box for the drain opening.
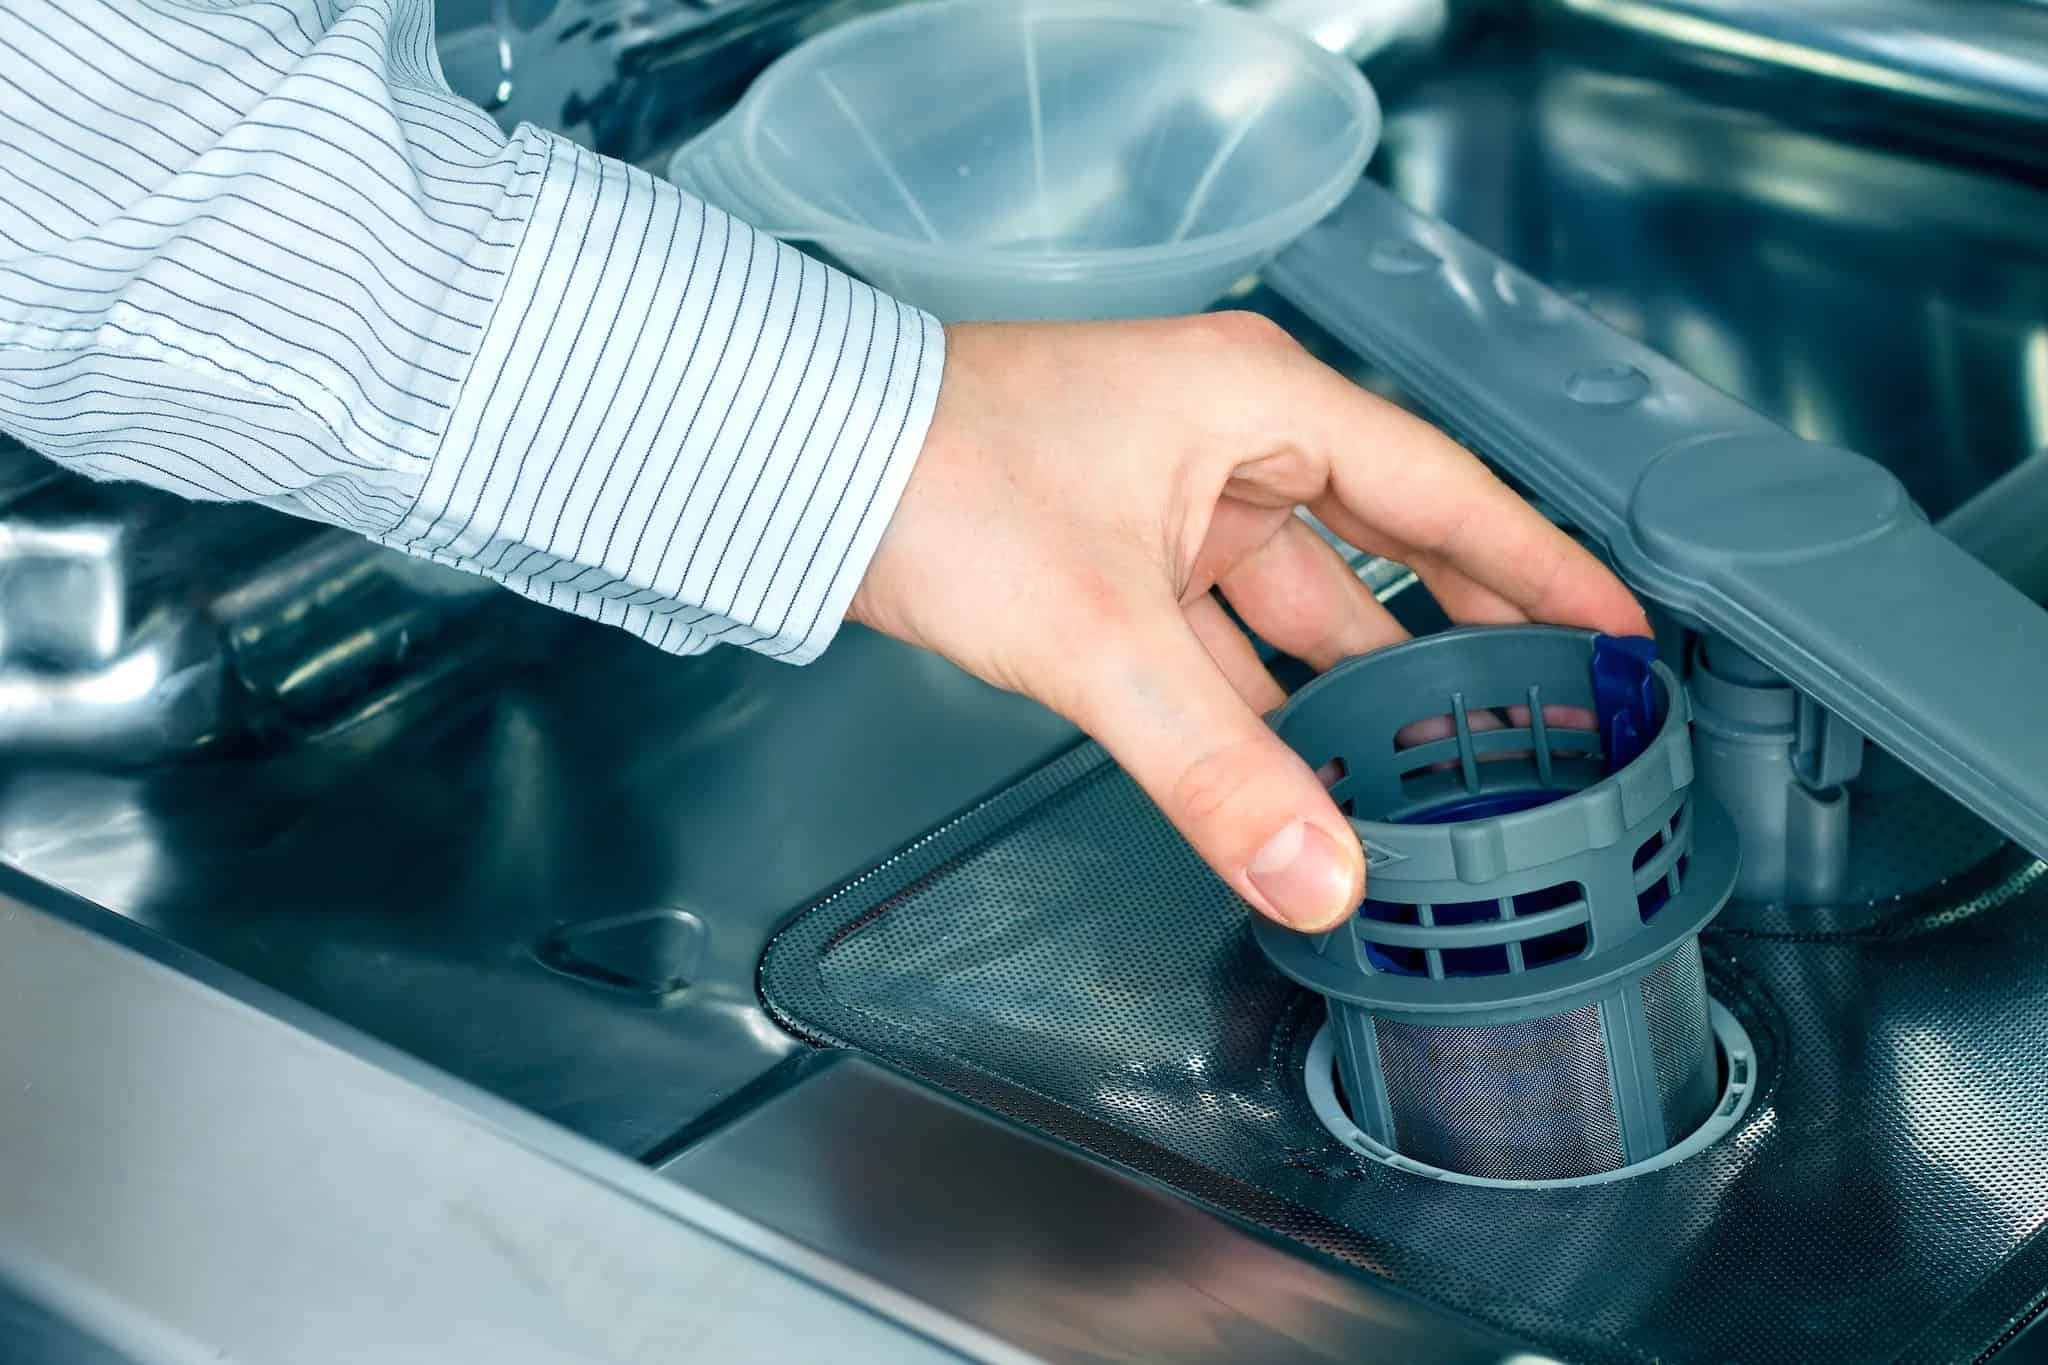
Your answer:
[1302,1000,1756,1189]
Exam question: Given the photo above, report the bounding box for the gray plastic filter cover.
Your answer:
[1254,626,1738,1180]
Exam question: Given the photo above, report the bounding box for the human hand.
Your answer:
[849,314,1649,933]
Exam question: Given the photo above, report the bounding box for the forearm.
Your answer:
[0,0,941,660]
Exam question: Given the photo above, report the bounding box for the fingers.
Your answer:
[1395,708,1502,750]
[1065,610,1363,932]
[1397,703,1601,777]
[1184,592,1286,715]
[1217,516,1411,671]
[1502,702,1599,732]
[1310,494,1585,632]
[1262,359,1649,638]
[1393,554,1531,626]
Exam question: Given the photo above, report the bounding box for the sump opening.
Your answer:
[1301,1000,1756,1189]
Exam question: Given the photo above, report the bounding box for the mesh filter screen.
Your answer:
[762,745,2048,1364]
[1370,1004,1625,1179]
[1641,937,1719,1142]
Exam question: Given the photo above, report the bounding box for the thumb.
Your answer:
[1065,612,1365,933]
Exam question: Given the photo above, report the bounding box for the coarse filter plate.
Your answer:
[761,741,2048,1363]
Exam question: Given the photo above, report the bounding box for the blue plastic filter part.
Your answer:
[1592,634,1662,774]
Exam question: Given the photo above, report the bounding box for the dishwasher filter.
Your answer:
[1254,627,1740,1182]
[760,690,2048,1363]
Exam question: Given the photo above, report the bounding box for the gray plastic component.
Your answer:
[1267,182,2048,866]
[1689,636,1855,904]
[1254,626,1737,1013]
[1938,448,2048,604]
[1252,625,1739,1179]
[1792,692,1866,791]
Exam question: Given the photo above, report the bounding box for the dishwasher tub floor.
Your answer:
[762,743,2048,1365]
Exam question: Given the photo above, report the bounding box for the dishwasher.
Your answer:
[0,2,2044,1362]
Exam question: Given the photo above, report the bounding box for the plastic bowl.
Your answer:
[666,0,1381,321]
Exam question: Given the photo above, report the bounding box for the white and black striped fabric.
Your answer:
[0,0,944,661]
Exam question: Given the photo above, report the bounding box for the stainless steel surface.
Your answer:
[0,620,1075,1153]
[438,0,899,156]
[0,448,234,763]
[2,1,2046,1358]
[1242,0,1453,60]
[0,868,997,1365]
[1539,0,2048,144]
[213,529,519,743]
[0,518,125,669]
[659,1052,1536,1365]
[0,439,522,761]
[0,1278,138,1365]
[2007,1312,2048,1365]
[0,612,221,763]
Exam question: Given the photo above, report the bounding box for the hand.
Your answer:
[850,314,1649,933]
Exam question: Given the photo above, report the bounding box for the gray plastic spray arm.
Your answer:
[1266,182,2048,863]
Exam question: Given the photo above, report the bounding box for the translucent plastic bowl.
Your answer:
[666,0,1381,321]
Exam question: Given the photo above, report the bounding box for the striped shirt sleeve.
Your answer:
[0,0,944,662]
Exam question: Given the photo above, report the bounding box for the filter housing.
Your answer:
[1255,626,1740,1182]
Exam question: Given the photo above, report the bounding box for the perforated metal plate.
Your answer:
[762,743,2048,1364]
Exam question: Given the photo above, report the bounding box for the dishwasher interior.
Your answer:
[3,2,2047,1361]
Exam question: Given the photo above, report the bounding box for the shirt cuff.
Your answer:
[379,126,945,664]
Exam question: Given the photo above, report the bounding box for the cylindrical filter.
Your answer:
[1255,626,1740,1182]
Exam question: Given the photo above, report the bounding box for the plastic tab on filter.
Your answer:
[1593,634,1661,775]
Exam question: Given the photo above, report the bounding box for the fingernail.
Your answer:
[1248,821,1357,931]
